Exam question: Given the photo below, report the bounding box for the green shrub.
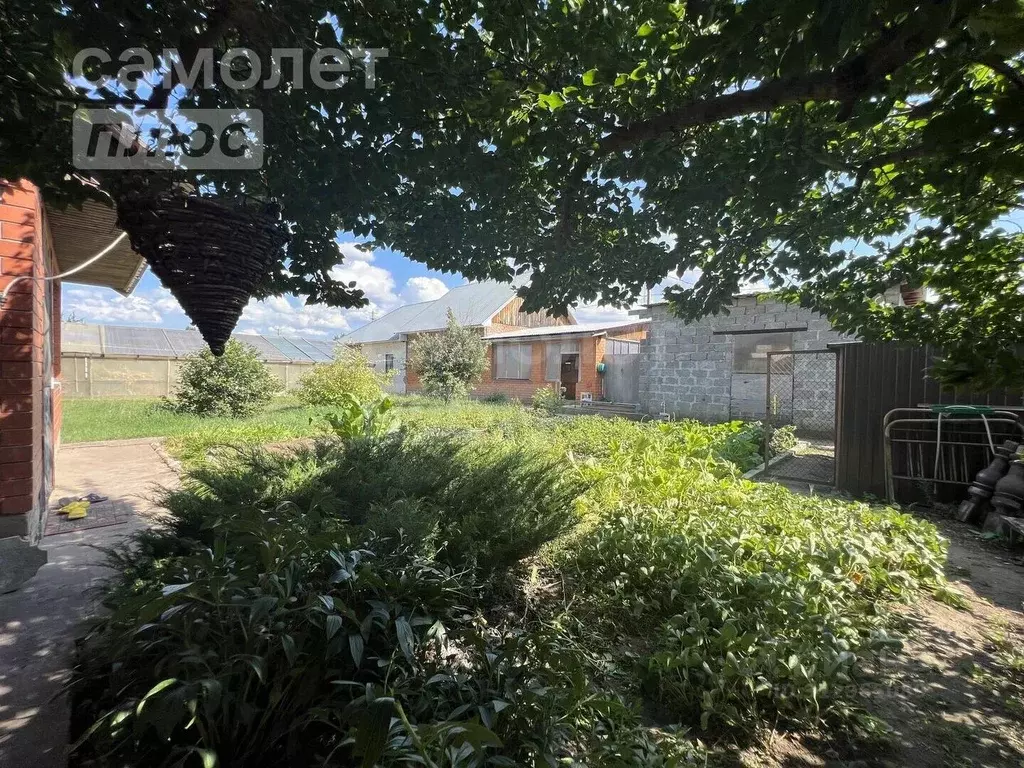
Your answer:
[559,432,948,732]
[168,339,279,418]
[408,311,488,402]
[531,386,562,414]
[296,347,392,407]
[158,431,583,579]
[322,393,397,440]
[73,443,690,767]
[480,392,511,404]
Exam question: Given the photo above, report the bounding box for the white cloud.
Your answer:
[238,295,354,338]
[63,241,456,340]
[64,287,173,324]
[401,276,448,304]
[571,302,635,325]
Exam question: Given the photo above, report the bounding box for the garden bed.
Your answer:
[61,399,1024,766]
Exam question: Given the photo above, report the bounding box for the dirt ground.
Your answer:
[740,509,1024,768]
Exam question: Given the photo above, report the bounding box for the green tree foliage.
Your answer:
[169,339,278,418]
[3,0,1024,381]
[408,311,489,402]
[296,347,391,407]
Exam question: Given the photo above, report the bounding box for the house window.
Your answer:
[606,339,639,355]
[495,343,533,379]
[545,340,580,381]
[384,353,395,373]
[732,332,794,374]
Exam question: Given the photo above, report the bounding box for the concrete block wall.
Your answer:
[638,296,850,426]
[0,180,60,545]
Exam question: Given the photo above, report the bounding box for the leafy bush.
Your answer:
[531,386,562,414]
[559,431,948,732]
[480,392,511,404]
[296,347,392,407]
[72,437,698,767]
[168,339,279,418]
[408,311,488,402]
[322,394,397,440]
[158,432,583,580]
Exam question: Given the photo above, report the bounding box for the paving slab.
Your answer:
[0,440,177,768]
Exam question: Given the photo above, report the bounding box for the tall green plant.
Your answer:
[408,311,488,402]
[297,347,393,407]
[169,339,279,418]
[322,394,397,440]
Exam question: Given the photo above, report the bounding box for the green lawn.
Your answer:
[61,397,336,444]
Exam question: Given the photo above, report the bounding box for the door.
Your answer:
[560,354,579,400]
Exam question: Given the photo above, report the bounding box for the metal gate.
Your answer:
[762,349,838,485]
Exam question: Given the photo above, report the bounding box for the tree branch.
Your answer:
[978,54,1024,89]
[597,0,969,155]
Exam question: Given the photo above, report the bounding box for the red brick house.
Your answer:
[344,280,649,401]
[468,320,649,402]
[0,180,144,560]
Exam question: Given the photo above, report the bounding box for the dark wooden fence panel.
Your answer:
[834,343,1024,499]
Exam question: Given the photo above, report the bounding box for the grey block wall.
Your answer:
[638,296,851,425]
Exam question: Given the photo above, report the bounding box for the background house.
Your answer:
[343,280,650,401]
[342,280,572,395]
[479,321,649,402]
[0,180,145,574]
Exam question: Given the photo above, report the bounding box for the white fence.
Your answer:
[61,355,317,398]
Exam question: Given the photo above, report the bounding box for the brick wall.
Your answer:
[0,180,58,543]
[639,296,851,424]
[405,321,649,403]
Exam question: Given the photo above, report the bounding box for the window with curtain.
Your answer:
[495,343,533,379]
[384,353,394,373]
[545,340,580,381]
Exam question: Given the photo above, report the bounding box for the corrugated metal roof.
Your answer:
[341,301,434,344]
[341,281,520,343]
[46,201,147,295]
[61,322,339,363]
[484,319,649,341]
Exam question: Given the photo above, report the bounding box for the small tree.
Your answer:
[409,311,488,402]
[297,347,392,407]
[170,339,279,418]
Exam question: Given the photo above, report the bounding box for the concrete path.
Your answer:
[0,440,178,768]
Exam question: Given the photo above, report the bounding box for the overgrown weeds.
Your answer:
[71,401,951,766]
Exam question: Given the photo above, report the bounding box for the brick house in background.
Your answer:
[468,321,649,401]
[343,280,649,400]
[0,180,144,584]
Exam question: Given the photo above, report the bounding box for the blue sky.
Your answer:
[61,236,651,337]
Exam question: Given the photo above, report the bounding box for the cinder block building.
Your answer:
[637,290,917,426]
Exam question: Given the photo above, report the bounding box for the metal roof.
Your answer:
[484,319,649,341]
[341,281,520,344]
[61,322,338,362]
[46,201,146,295]
[341,301,434,344]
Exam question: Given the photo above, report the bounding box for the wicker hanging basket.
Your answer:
[114,187,288,355]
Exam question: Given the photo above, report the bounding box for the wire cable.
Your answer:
[0,231,129,309]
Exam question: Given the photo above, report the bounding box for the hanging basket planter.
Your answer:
[114,188,288,355]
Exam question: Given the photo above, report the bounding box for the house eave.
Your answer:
[46,200,146,295]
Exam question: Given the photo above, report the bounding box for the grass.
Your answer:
[61,397,337,444]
